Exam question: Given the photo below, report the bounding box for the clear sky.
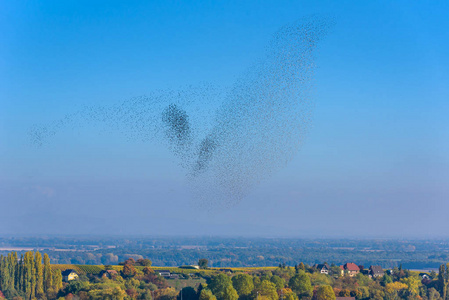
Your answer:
[1,0,448,237]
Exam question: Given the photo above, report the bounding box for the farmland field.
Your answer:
[49,264,278,276]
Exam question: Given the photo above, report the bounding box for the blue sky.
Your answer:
[1,0,448,237]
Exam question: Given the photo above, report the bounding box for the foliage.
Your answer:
[385,281,408,294]
[308,273,332,287]
[87,286,127,300]
[279,288,298,300]
[270,276,285,291]
[254,280,278,300]
[199,289,217,300]
[400,276,421,296]
[122,261,137,278]
[136,259,153,267]
[208,274,238,300]
[427,287,440,300]
[199,259,209,270]
[288,271,312,299]
[1,249,448,300]
[315,285,335,300]
[0,251,67,300]
[178,287,198,300]
[232,274,254,296]
[64,280,88,294]
[156,287,180,300]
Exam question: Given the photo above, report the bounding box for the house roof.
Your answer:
[419,273,433,279]
[100,270,118,277]
[314,263,330,270]
[370,266,383,274]
[61,269,78,276]
[344,263,360,271]
[158,270,171,273]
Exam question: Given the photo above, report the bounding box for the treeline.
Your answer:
[2,237,449,268]
[0,252,63,299]
[16,247,446,269]
[4,237,449,252]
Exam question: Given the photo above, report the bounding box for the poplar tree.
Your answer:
[52,269,63,292]
[9,252,18,292]
[439,264,447,300]
[35,251,44,298]
[43,253,53,293]
[31,266,36,299]
[0,255,7,292]
[0,254,15,293]
[18,254,24,292]
[15,254,21,291]
[23,251,35,299]
[446,264,449,300]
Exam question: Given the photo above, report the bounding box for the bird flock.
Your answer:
[30,18,332,208]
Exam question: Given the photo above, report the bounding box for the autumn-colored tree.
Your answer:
[199,289,216,300]
[23,251,35,299]
[315,285,335,300]
[279,288,298,300]
[30,263,36,299]
[43,253,53,293]
[53,269,63,291]
[428,287,441,300]
[308,273,332,287]
[126,288,139,299]
[122,261,137,278]
[9,252,18,294]
[357,286,370,299]
[35,251,44,298]
[0,252,18,295]
[338,289,350,297]
[88,287,127,300]
[0,255,11,292]
[154,287,178,300]
[400,276,421,296]
[385,282,408,294]
[254,280,278,300]
[144,273,168,289]
[17,254,24,293]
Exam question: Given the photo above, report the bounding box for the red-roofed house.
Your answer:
[340,263,360,277]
